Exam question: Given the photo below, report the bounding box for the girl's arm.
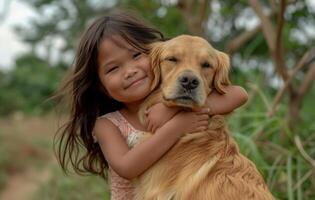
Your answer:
[206,85,248,115]
[146,85,248,131]
[94,109,209,180]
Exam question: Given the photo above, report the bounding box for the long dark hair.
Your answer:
[54,11,164,178]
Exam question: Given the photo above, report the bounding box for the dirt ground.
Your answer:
[0,161,54,200]
[0,114,64,200]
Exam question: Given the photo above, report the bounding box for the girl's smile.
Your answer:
[124,76,148,89]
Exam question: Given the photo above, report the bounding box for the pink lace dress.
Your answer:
[97,111,144,200]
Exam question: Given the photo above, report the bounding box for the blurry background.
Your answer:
[0,0,314,199]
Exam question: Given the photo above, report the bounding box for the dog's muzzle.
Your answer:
[166,72,202,106]
[179,73,200,91]
[162,70,207,108]
[176,72,201,100]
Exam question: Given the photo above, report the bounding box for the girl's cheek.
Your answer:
[141,56,150,68]
[98,78,107,91]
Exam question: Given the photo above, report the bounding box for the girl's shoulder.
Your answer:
[98,111,120,124]
[94,110,144,147]
[93,112,122,143]
[94,111,122,134]
[94,110,130,138]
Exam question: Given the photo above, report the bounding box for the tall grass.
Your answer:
[228,83,315,199]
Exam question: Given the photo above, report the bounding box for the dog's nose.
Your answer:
[179,74,199,90]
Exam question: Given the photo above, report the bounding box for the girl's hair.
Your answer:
[54,10,164,178]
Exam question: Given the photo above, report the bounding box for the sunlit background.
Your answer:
[0,0,315,199]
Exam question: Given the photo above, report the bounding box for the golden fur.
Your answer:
[134,35,274,200]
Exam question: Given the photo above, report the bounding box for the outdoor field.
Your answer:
[0,0,314,199]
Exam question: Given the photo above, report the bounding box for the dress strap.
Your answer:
[95,111,144,147]
[99,111,122,128]
[98,111,137,139]
[93,111,121,143]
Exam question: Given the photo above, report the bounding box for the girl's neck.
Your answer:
[122,101,142,114]
[120,101,146,131]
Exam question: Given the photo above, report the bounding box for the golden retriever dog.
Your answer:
[134,35,274,200]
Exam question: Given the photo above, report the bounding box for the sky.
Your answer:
[0,0,36,70]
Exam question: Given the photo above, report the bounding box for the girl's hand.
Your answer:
[206,85,248,115]
[168,107,210,135]
[145,103,180,133]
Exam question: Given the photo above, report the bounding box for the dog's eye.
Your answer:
[201,62,212,68]
[166,57,178,63]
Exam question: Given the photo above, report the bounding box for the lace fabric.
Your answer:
[97,111,144,200]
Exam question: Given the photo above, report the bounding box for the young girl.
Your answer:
[55,11,248,200]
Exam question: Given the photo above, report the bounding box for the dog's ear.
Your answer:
[213,50,231,94]
[149,42,164,91]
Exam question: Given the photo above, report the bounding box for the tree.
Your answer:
[0,54,66,115]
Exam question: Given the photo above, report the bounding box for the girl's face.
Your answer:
[97,36,153,105]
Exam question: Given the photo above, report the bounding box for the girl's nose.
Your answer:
[124,67,138,79]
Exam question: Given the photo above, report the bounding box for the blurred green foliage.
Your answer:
[0,54,66,115]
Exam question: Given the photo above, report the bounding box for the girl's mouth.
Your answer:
[125,77,147,89]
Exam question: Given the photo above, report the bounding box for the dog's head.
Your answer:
[150,35,230,109]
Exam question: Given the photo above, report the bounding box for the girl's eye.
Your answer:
[106,66,118,73]
[133,52,141,59]
[166,56,178,63]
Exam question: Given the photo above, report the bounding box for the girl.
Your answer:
[55,11,248,200]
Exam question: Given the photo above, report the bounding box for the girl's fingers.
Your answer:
[196,122,208,129]
[194,116,209,123]
[196,107,210,114]
[190,126,207,133]
[199,125,208,131]
[152,126,157,133]
[197,114,209,121]
[193,123,207,130]
[195,121,209,129]
[147,123,153,132]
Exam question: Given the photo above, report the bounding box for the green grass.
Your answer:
[0,115,111,199]
[0,133,10,191]
[33,165,110,200]
[227,83,315,199]
[0,118,52,191]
